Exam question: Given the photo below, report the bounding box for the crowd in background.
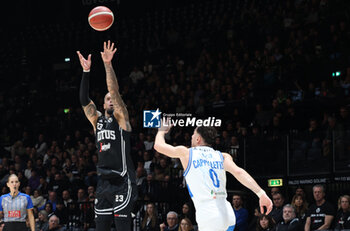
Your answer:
[1,0,350,230]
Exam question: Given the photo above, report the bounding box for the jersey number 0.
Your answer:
[209,169,220,188]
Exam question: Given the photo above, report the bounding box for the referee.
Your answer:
[0,174,35,231]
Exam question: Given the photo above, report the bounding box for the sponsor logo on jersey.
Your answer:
[97,130,116,141]
[8,210,21,218]
[108,117,113,123]
[100,143,111,152]
[114,214,128,218]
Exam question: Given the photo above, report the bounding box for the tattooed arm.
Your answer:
[77,51,101,131]
[101,40,131,132]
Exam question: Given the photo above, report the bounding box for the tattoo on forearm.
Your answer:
[85,104,97,117]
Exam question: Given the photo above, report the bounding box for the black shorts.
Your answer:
[4,222,26,231]
[94,174,137,222]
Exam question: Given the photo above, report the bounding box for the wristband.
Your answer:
[83,69,90,72]
[257,189,266,198]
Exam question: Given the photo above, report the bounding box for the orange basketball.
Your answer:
[88,6,114,31]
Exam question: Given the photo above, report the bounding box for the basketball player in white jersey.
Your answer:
[154,120,273,231]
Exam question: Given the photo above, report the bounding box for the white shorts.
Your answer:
[194,199,236,231]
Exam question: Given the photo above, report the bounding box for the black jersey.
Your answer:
[95,114,135,181]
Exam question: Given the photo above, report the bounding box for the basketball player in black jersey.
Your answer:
[77,40,137,231]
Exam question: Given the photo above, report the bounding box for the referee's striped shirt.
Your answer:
[0,192,33,222]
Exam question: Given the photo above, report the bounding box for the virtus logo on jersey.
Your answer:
[143,109,162,128]
[97,130,116,141]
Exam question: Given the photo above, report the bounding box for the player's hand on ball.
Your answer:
[101,40,117,64]
[76,51,91,71]
[259,193,273,215]
[159,118,172,133]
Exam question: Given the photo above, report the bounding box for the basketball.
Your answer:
[88,6,114,31]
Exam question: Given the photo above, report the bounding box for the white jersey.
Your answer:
[184,146,227,202]
[184,146,235,231]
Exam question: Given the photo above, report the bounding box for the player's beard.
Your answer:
[107,108,114,115]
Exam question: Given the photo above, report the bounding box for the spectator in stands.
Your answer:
[248,207,261,231]
[54,200,68,226]
[270,187,281,198]
[35,134,48,157]
[141,173,159,201]
[143,151,154,175]
[24,159,33,179]
[178,202,196,227]
[295,187,306,199]
[62,190,72,207]
[334,195,350,230]
[37,176,49,196]
[45,215,64,231]
[45,191,57,211]
[141,202,160,231]
[136,166,146,191]
[45,202,54,218]
[31,189,46,209]
[160,211,179,231]
[305,185,335,231]
[178,218,194,231]
[275,204,302,231]
[291,194,308,225]
[28,169,40,190]
[36,210,49,231]
[256,214,275,231]
[144,134,155,151]
[270,192,285,224]
[232,194,248,231]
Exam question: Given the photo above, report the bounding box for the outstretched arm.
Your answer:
[101,40,131,131]
[154,119,188,159]
[76,51,100,131]
[222,153,273,214]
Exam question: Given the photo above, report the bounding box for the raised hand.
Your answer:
[159,117,173,134]
[76,51,91,71]
[101,40,117,64]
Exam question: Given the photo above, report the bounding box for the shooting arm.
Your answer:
[104,62,131,131]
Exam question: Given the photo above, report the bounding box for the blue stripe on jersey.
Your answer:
[0,195,3,211]
[183,148,193,177]
[227,225,235,231]
[186,184,193,198]
[218,151,224,162]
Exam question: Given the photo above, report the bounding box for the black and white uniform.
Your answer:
[94,114,137,222]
